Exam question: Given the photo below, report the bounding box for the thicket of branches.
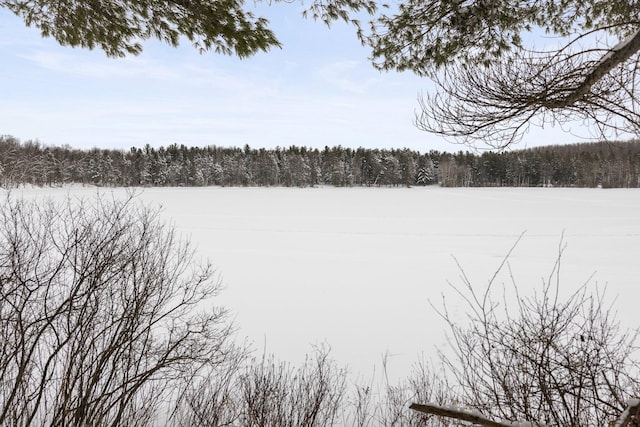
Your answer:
[1,135,640,188]
[173,344,451,426]
[0,192,239,425]
[427,237,640,427]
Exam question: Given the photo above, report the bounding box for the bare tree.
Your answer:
[0,192,238,426]
[422,236,640,426]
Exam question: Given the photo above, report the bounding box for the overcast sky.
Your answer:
[1,5,593,152]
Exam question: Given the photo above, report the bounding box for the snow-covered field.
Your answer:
[14,186,640,382]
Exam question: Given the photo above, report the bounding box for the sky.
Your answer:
[0,4,594,153]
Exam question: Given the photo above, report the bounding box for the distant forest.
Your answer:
[1,135,639,188]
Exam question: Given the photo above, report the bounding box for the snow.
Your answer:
[12,186,640,383]
[612,398,640,427]
[597,29,640,65]
[627,398,640,407]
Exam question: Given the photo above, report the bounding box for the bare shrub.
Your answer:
[430,236,640,426]
[343,354,454,427]
[0,192,238,426]
[175,344,347,427]
[239,345,346,426]
[171,353,246,426]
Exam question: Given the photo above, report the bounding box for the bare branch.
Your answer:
[550,30,640,108]
[416,28,640,149]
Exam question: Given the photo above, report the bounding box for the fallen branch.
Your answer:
[409,402,545,427]
[612,399,640,427]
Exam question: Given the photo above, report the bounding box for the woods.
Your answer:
[1,136,639,188]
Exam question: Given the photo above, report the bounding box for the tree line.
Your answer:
[1,135,639,188]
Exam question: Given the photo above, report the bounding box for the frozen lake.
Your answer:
[14,186,640,383]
